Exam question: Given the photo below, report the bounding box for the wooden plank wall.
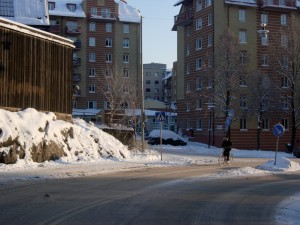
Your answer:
[0,26,73,114]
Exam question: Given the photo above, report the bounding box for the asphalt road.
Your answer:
[0,162,299,225]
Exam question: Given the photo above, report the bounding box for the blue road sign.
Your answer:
[155,112,166,121]
[273,124,284,137]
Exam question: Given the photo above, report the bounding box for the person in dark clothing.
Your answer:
[221,137,232,163]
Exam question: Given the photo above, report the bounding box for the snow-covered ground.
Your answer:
[0,108,300,224]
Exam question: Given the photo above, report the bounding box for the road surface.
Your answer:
[0,161,299,225]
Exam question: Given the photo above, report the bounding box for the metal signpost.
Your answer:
[155,112,166,161]
[272,123,285,165]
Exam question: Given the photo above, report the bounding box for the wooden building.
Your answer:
[0,17,74,115]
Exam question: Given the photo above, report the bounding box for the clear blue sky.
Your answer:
[127,0,180,69]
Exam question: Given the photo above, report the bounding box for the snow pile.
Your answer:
[0,108,131,165]
[257,157,300,172]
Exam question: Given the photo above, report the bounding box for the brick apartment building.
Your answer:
[173,0,300,150]
[48,0,142,120]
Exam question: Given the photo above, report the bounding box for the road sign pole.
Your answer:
[275,136,279,165]
[160,121,162,161]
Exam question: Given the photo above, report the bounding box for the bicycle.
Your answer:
[218,151,233,165]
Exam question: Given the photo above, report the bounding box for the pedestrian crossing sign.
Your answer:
[155,112,166,121]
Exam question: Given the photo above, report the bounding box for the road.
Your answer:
[0,161,299,225]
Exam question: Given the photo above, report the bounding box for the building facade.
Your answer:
[173,0,300,150]
[48,0,141,119]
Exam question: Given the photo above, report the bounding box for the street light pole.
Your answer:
[140,15,145,151]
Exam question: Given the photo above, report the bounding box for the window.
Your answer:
[282,96,289,109]
[240,51,247,64]
[89,68,96,77]
[196,58,202,70]
[89,52,95,62]
[279,0,286,6]
[239,30,247,44]
[89,22,96,31]
[196,18,202,30]
[261,36,269,46]
[106,23,112,32]
[282,76,289,88]
[89,84,96,93]
[240,96,247,108]
[208,34,212,47]
[196,38,202,50]
[186,118,190,129]
[196,0,202,11]
[240,75,247,86]
[123,86,129,93]
[67,3,76,12]
[207,77,213,88]
[106,53,112,62]
[239,9,246,22]
[240,118,247,130]
[186,63,190,74]
[145,88,151,93]
[262,54,269,66]
[146,72,151,76]
[208,57,213,68]
[48,2,55,10]
[282,55,289,67]
[123,54,129,63]
[105,83,111,92]
[261,13,268,24]
[123,39,129,48]
[186,45,190,55]
[88,101,97,109]
[146,80,151,84]
[262,118,269,130]
[281,118,289,129]
[101,8,111,18]
[185,103,190,112]
[281,34,288,47]
[205,0,212,7]
[104,101,111,109]
[154,72,158,77]
[281,14,287,26]
[196,99,202,110]
[89,37,96,47]
[123,69,129,78]
[262,99,269,111]
[186,81,191,93]
[106,38,112,47]
[154,88,159,94]
[196,118,203,130]
[207,13,212,26]
[123,24,129,33]
[66,21,79,32]
[91,7,97,16]
[196,78,202,90]
[154,80,159,85]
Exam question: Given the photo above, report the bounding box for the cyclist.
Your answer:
[221,136,232,164]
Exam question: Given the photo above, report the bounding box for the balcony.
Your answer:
[259,0,297,11]
[49,24,61,34]
[90,12,116,21]
[73,58,81,66]
[65,26,82,35]
[173,8,193,30]
[74,40,81,50]
[73,73,81,83]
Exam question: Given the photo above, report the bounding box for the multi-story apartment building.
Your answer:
[173,0,300,150]
[48,0,141,120]
[143,63,167,102]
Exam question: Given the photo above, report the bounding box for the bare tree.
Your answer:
[213,28,246,138]
[247,71,277,149]
[272,14,300,150]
